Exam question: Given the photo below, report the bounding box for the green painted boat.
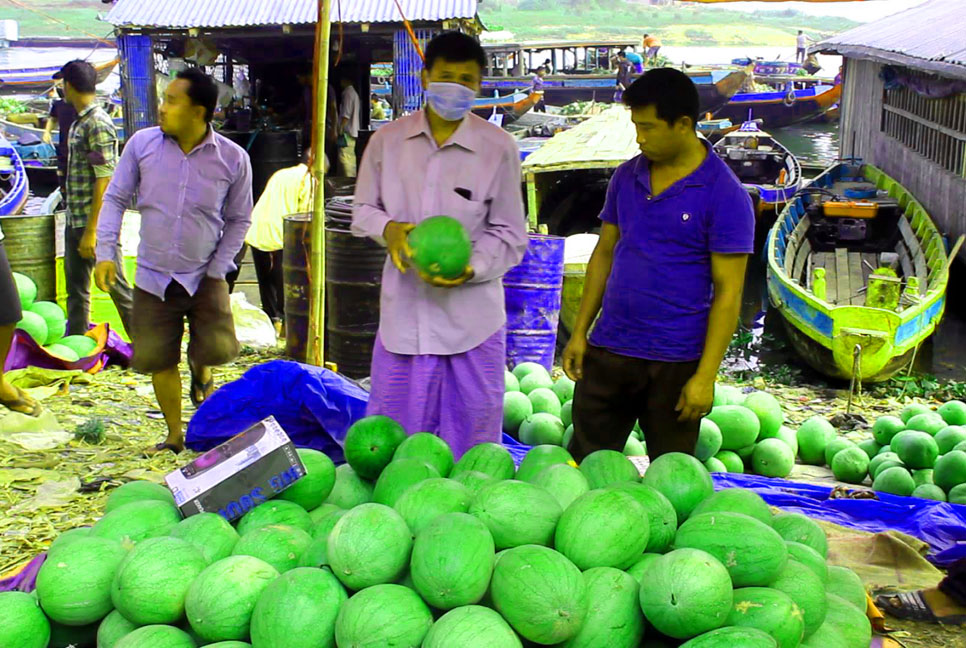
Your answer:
[766,162,949,382]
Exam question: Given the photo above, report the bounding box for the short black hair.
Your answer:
[54,60,96,94]
[618,51,627,58]
[425,32,486,73]
[623,67,700,128]
[176,67,218,122]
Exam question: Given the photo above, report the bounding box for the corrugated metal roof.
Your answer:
[105,0,478,29]
[818,0,966,79]
[522,106,639,173]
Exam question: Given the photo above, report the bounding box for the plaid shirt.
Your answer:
[66,103,118,229]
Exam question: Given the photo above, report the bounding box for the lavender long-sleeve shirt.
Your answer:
[352,111,528,356]
[95,126,253,300]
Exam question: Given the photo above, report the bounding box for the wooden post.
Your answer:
[307,0,333,366]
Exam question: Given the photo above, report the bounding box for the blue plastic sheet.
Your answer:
[186,360,369,463]
[713,472,966,567]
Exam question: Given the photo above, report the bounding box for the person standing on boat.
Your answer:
[625,49,645,75]
[338,71,361,178]
[531,66,547,113]
[643,34,662,65]
[615,53,634,103]
[54,60,134,337]
[562,68,754,462]
[796,31,809,63]
[93,68,253,455]
[351,32,528,458]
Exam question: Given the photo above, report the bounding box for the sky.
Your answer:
[712,0,929,21]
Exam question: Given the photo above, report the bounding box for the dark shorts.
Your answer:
[131,278,240,374]
[0,242,23,326]
[568,344,701,462]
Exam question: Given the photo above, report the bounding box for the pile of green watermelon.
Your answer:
[504,362,646,456]
[802,400,966,503]
[2,416,873,648]
[12,272,98,362]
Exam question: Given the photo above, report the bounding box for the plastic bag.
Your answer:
[230,293,277,349]
[0,410,71,450]
[186,360,369,462]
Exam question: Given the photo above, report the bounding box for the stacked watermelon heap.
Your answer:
[2,416,874,648]
[504,361,646,456]
[11,271,99,362]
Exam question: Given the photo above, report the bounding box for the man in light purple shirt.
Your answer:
[94,68,252,455]
[352,32,528,458]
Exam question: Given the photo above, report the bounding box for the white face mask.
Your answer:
[424,82,476,122]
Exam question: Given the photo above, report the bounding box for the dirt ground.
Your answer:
[1,350,964,646]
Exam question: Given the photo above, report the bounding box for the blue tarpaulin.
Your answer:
[185,360,369,463]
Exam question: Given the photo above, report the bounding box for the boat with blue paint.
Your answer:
[714,121,802,214]
[766,161,951,382]
[0,59,118,95]
[715,81,841,129]
[0,135,29,216]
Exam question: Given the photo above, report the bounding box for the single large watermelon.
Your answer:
[59,334,98,359]
[770,513,828,558]
[933,450,966,493]
[893,430,940,469]
[796,417,836,465]
[679,626,780,647]
[408,215,472,279]
[324,464,374,508]
[111,536,208,624]
[939,400,966,426]
[105,481,176,514]
[372,458,441,506]
[900,403,933,423]
[29,301,67,345]
[642,452,713,524]
[516,445,575,483]
[327,503,412,590]
[15,310,47,344]
[529,388,563,418]
[872,415,905,446]
[560,567,645,648]
[47,527,92,559]
[519,413,566,446]
[579,449,641,488]
[706,406,761,450]
[0,591,50,648]
[873,465,916,496]
[532,463,589,510]
[695,418,723,461]
[490,544,587,644]
[831,446,871,484]
[343,415,407,479]
[113,625,195,648]
[674,512,789,587]
[905,412,948,436]
[935,426,966,454]
[393,432,454,477]
[249,566,347,648]
[823,593,872,648]
[231,523,312,573]
[726,587,804,648]
[236,500,312,536]
[512,361,549,382]
[451,442,516,480]
[421,605,522,648]
[276,448,336,510]
[753,438,796,478]
[335,584,433,647]
[555,489,649,569]
[690,488,772,526]
[468,480,562,549]
[96,609,139,648]
[826,566,866,612]
[743,392,784,439]
[168,512,240,565]
[36,536,128,625]
[520,371,554,395]
[12,272,37,309]
[393,477,472,534]
[606,482,678,553]
[90,499,181,546]
[503,391,533,436]
[638,548,733,639]
[184,555,279,642]
[768,559,828,638]
[411,512,495,609]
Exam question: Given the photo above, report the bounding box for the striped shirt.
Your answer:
[66,102,118,229]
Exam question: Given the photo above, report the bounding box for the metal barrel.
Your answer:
[325,206,386,379]
[503,234,565,370]
[1,213,56,301]
[283,213,312,363]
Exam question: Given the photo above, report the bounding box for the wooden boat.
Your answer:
[0,114,125,146]
[472,90,542,125]
[715,82,841,129]
[0,135,29,216]
[713,122,802,213]
[766,162,950,382]
[0,59,118,95]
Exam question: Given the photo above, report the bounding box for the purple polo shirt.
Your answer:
[590,141,754,362]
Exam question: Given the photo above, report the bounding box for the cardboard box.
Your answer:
[165,417,306,522]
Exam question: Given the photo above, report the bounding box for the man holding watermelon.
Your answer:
[352,32,528,458]
[563,68,754,462]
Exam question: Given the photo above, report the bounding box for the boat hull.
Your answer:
[0,135,29,216]
[717,84,841,129]
[0,59,118,95]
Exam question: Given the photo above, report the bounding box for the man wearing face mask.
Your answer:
[352,31,528,458]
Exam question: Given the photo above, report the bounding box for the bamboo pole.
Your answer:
[307,0,333,366]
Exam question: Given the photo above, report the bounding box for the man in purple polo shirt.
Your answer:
[94,68,253,455]
[563,68,754,462]
[352,32,528,458]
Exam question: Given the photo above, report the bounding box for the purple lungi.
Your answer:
[367,327,506,459]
